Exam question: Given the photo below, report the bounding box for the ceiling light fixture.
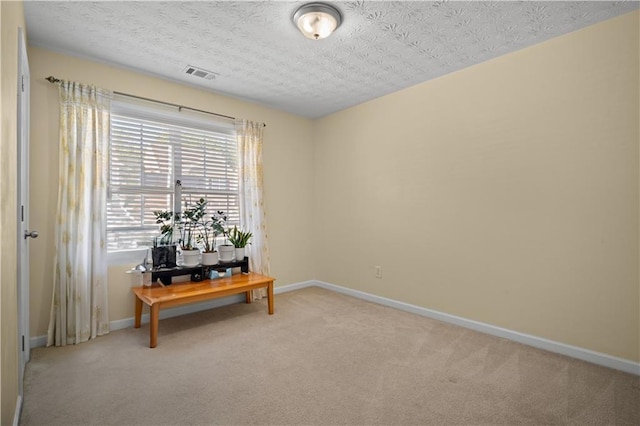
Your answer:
[292,2,342,40]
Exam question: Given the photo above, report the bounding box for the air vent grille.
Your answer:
[183,65,218,80]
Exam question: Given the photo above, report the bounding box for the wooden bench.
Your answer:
[132,272,275,348]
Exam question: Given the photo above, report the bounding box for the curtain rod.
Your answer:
[45,76,266,127]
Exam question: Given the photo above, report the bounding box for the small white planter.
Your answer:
[201,251,219,265]
[181,249,201,267]
[218,245,235,262]
[234,247,245,261]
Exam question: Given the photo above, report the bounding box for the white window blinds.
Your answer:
[107,99,239,249]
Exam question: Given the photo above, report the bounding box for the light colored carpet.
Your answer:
[21,286,639,425]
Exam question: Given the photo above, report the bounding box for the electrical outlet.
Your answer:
[375,265,382,278]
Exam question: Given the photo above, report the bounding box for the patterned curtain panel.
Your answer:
[236,119,271,300]
[47,81,112,346]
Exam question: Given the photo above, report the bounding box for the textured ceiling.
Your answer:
[24,1,638,119]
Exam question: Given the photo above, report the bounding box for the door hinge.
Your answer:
[22,335,24,351]
[21,205,24,222]
[21,75,24,93]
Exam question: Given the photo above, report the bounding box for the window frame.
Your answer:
[107,98,239,250]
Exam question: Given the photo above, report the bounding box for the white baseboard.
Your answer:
[313,280,640,376]
[109,294,245,331]
[30,284,313,348]
[29,278,640,376]
[30,334,47,348]
[13,395,22,426]
[274,280,315,294]
[31,294,246,347]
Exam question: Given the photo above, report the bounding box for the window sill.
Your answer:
[107,247,149,266]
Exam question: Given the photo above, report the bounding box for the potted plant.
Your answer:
[151,210,177,268]
[177,198,207,267]
[217,227,236,262]
[226,226,253,262]
[152,199,230,268]
[199,210,227,265]
[217,238,235,262]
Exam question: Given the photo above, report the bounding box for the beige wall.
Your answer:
[313,11,639,362]
[1,1,25,423]
[28,47,315,336]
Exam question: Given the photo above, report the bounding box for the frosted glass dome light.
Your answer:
[293,3,342,40]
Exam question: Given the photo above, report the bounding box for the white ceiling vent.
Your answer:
[183,65,218,80]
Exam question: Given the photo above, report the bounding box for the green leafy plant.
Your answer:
[178,198,207,250]
[153,210,175,247]
[153,198,228,252]
[198,209,227,252]
[226,226,253,248]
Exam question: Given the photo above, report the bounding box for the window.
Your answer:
[107,99,239,250]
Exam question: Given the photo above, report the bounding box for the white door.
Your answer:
[17,27,34,396]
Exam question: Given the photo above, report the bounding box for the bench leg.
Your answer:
[134,297,142,328]
[267,281,274,315]
[245,290,252,304]
[150,304,159,348]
